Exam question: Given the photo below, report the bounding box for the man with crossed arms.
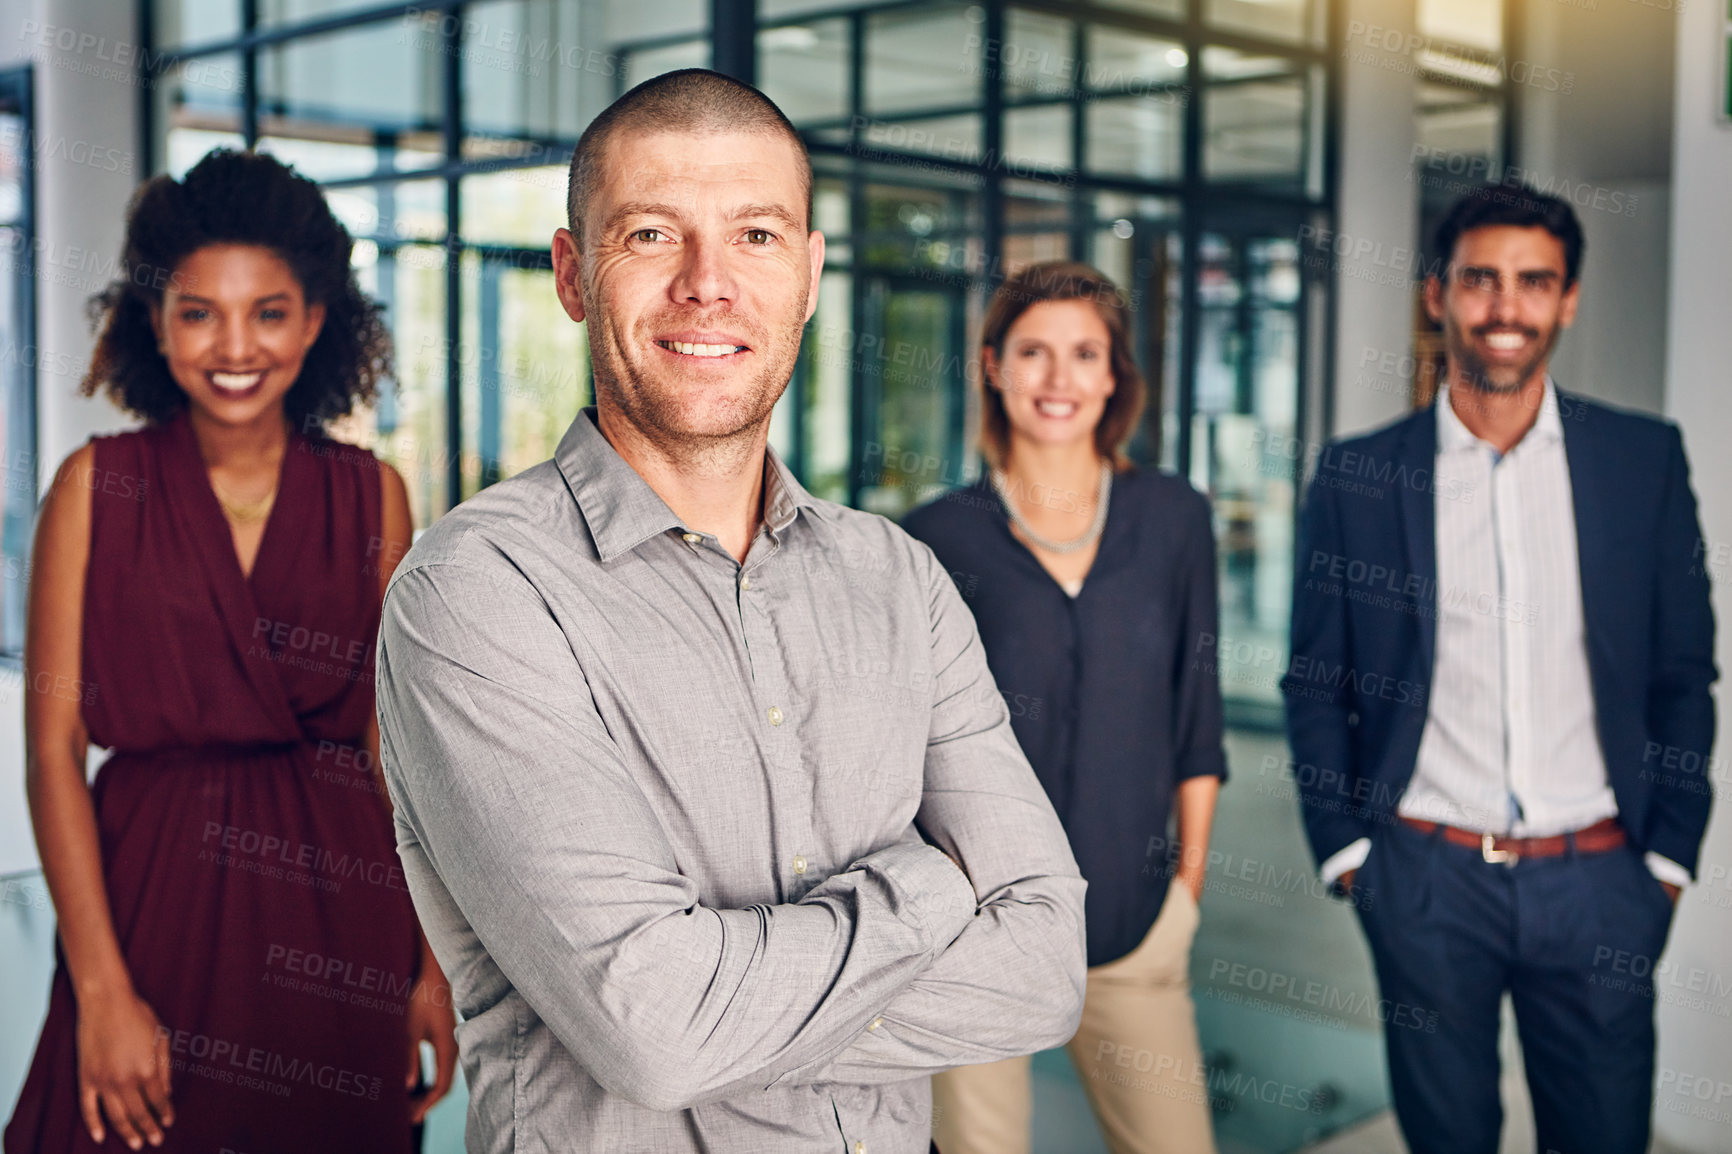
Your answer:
[374,69,1086,1153]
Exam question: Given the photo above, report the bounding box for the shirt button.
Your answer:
[868,1016,882,1031]
[792,856,807,875]
[740,575,752,590]
[854,1142,866,1154]
[767,705,784,726]
[681,532,700,544]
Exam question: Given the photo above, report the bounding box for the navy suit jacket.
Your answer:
[1282,389,1717,876]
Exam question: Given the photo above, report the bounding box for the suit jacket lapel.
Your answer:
[1397,405,1439,680]
[1561,391,1610,670]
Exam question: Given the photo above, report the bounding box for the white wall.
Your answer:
[0,0,140,876]
[1329,0,1678,433]
[1656,0,1732,1147]
[1521,0,1676,413]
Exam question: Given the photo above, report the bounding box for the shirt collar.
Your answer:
[554,407,819,562]
[1435,374,1563,457]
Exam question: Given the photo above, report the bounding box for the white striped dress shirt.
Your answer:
[1320,379,1688,887]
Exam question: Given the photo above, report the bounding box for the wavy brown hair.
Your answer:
[977,260,1147,472]
[81,148,392,428]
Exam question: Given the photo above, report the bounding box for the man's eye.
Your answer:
[745,229,775,245]
[632,228,666,243]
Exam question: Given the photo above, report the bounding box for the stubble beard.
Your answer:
[587,290,809,474]
[1446,318,1561,397]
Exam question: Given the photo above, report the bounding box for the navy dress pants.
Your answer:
[1355,819,1678,1154]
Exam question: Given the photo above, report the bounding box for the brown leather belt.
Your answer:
[1399,815,1626,865]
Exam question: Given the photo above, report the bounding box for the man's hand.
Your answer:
[1661,881,1682,905]
[1337,868,1360,898]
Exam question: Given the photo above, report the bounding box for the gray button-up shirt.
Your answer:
[376,408,1087,1153]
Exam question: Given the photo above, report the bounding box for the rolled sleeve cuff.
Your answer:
[850,841,978,952]
[1176,747,1228,783]
[1644,852,1691,890]
[1319,838,1372,888]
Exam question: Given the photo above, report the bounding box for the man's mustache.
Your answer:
[1469,324,1540,341]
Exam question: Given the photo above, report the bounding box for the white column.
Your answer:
[29,0,145,483]
[0,0,140,875]
[1656,0,1732,1148]
[1330,0,1419,439]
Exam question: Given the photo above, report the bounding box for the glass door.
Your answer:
[852,273,972,517]
[1190,224,1305,728]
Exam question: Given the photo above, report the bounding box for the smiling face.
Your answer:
[152,243,326,426]
[551,128,822,451]
[1426,224,1579,395]
[987,298,1117,457]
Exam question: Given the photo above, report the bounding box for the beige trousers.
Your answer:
[931,883,1218,1154]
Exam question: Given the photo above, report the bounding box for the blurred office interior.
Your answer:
[0,0,1727,1149]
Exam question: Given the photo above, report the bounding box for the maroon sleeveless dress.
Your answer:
[5,413,419,1153]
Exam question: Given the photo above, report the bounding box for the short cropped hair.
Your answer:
[1432,182,1586,286]
[565,68,811,244]
[977,261,1147,472]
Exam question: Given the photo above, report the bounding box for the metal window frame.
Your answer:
[141,0,1338,515]
[0,65,35,660]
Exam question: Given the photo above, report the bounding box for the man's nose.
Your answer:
[1486,281,1520,320]
[670,234,736,307]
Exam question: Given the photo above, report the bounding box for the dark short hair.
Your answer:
[564,68,811,244]
[977,261,1147,472]
[1432,182,1586,286]
[81,148,391,428]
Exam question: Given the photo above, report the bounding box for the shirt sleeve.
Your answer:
[1174,487,1229,782]
[1644,852,1690,890]
[375,559,980,1114]
[1319,838,1371,887]
[774,538,1089,1086]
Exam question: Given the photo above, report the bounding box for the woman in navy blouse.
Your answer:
[904,261,1226,1154]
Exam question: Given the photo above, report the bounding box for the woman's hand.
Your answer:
[1173,775,1220,908]
[405,943,458,1125]
[76,985,173,1150]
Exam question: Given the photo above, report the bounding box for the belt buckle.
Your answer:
[1482,832,1518,867]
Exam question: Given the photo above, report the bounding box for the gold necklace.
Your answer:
[210,477,279,523]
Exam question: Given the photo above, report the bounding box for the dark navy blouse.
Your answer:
[901,468,1227,967]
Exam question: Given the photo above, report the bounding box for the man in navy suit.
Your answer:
[1283,183,1716,1154]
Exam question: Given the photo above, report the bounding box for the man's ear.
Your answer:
[1557,278,1581,330]
[552,228,586,323]
[1423,275,1446,325]
[803,230,825,325]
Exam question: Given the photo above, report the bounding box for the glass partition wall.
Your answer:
[145,5,1367,1149]
[0,68,33,658]
[146,1,1332,722]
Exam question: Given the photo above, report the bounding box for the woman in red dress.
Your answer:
[5,149,456,1153]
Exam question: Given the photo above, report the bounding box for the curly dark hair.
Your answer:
[80,148,392,427]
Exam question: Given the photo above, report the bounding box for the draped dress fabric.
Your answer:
[5,413,418,1154]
